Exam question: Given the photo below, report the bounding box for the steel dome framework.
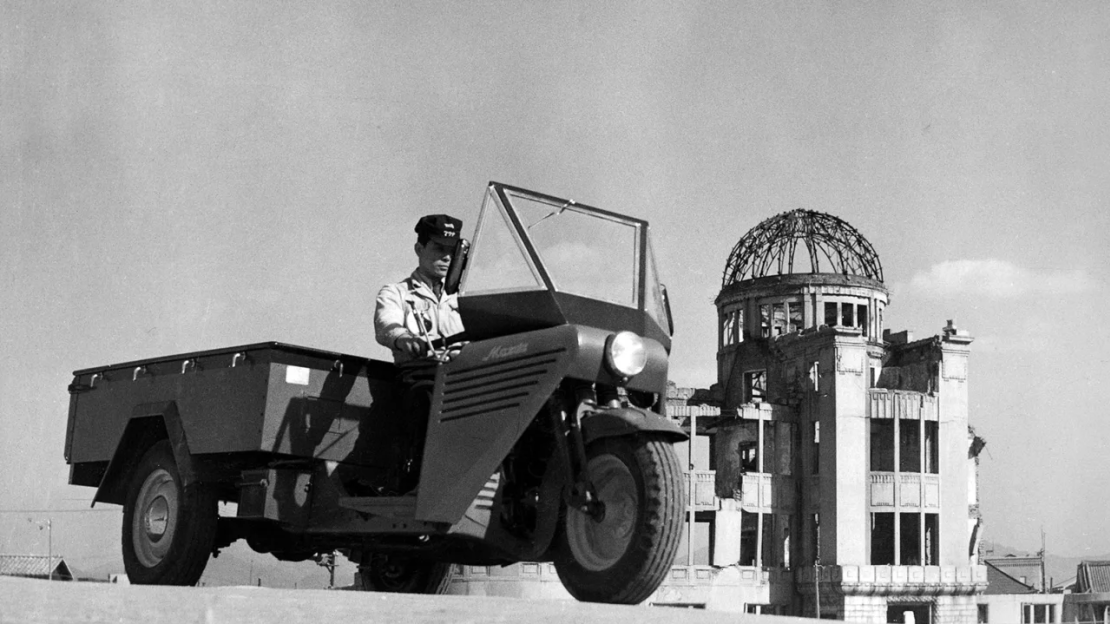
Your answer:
[722,209,884,287]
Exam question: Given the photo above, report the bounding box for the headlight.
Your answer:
[605,331,647,379]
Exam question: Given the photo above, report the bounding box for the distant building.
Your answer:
[983,559,1037,595]
[985,556,1045,591]
[0,555,73,581]
[978,554,1064,624]
[1063,561,1110,624]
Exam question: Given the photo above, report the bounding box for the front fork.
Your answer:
[548,382,621,520]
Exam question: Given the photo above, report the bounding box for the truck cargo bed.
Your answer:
[65,342,400,475]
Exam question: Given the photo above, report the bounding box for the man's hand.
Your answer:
[394,335,429,358]
[441,340,469,362]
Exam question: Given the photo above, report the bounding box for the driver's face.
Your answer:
[415,239,455,280]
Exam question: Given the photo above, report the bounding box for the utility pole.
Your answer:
[30,518,53,581]
[814,561,821,618]
[687,410,696,567]
[1040,528,1048,594]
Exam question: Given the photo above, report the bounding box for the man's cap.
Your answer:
[415,214,463,244]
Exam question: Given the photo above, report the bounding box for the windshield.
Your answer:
[511,192,640,307]
[462,184,669,335]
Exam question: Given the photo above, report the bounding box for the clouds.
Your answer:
[906,259,1096,299]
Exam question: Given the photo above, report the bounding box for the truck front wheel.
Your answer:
[554,434,684,604]
[121,440,217,585]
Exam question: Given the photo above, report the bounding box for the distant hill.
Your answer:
[982,540,1110,589]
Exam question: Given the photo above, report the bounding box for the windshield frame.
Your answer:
[491,183,651,309]
[457,182,672,349]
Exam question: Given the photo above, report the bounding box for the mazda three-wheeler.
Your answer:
[65,182,686,604]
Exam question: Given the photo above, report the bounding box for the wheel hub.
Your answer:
[144,496,169,540]
[565,454,638,572]
[131,468,178,568]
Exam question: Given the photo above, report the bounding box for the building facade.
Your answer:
[670,209,988,620]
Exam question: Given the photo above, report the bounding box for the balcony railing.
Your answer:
[683,470,718,510]
[736,473,796,512]
[795,564,988,596]
[870,472,940,509]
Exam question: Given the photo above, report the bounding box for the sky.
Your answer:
[2,1,1108,569]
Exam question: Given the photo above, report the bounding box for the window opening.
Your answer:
[857,304,869,337]
[674,516,713,566]
[722,311,736,347]
[811,421,820,475]
[978,604,989,624]
[900,420,921,473]
[771,303,787,336]
[744,370,766,403]
[841,302,855,328]
[870,420,895,472]
[1022,604,1057,624]
[924,421,939,474]
[740,510,758,565]
[888,605,931,624]
[870,512,895,565]
[900,513,922,565]
[782,522,791,569]
[760,304,771,338]
[924,514,939,565]
[737,422,758,473]
[824,302,837,327]
[788,301,803,333]
[762,423,776,474]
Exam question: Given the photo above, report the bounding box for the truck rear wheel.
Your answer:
[121,440,217,585]
[554,435,683,604]
[357,554,453,594]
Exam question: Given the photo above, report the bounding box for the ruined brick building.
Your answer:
[667,208,988,620]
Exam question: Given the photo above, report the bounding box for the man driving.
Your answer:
[374,214,466,363]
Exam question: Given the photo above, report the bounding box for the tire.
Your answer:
[121,440,217,585]
[357,554,453,594]
[554,434,684,604]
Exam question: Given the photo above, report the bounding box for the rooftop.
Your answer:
[0,554,73,580]
[722,209,884,286]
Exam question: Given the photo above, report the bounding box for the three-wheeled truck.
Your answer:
[64,182,686,604]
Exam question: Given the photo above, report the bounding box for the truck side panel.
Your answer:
[67,351,270,463]
[67,344,399,473]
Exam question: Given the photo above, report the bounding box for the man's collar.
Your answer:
[408,270,444,296]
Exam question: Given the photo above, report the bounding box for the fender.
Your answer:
[581,407,688,445]
[92,401,196,506]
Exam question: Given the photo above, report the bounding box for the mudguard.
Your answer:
[92,401,195,506]
[581,407,687,445]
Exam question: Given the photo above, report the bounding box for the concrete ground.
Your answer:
[0,576,811,624]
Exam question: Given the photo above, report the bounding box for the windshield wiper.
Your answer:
[527,199,576,230]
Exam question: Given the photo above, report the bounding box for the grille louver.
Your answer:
[438,348,566,423]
